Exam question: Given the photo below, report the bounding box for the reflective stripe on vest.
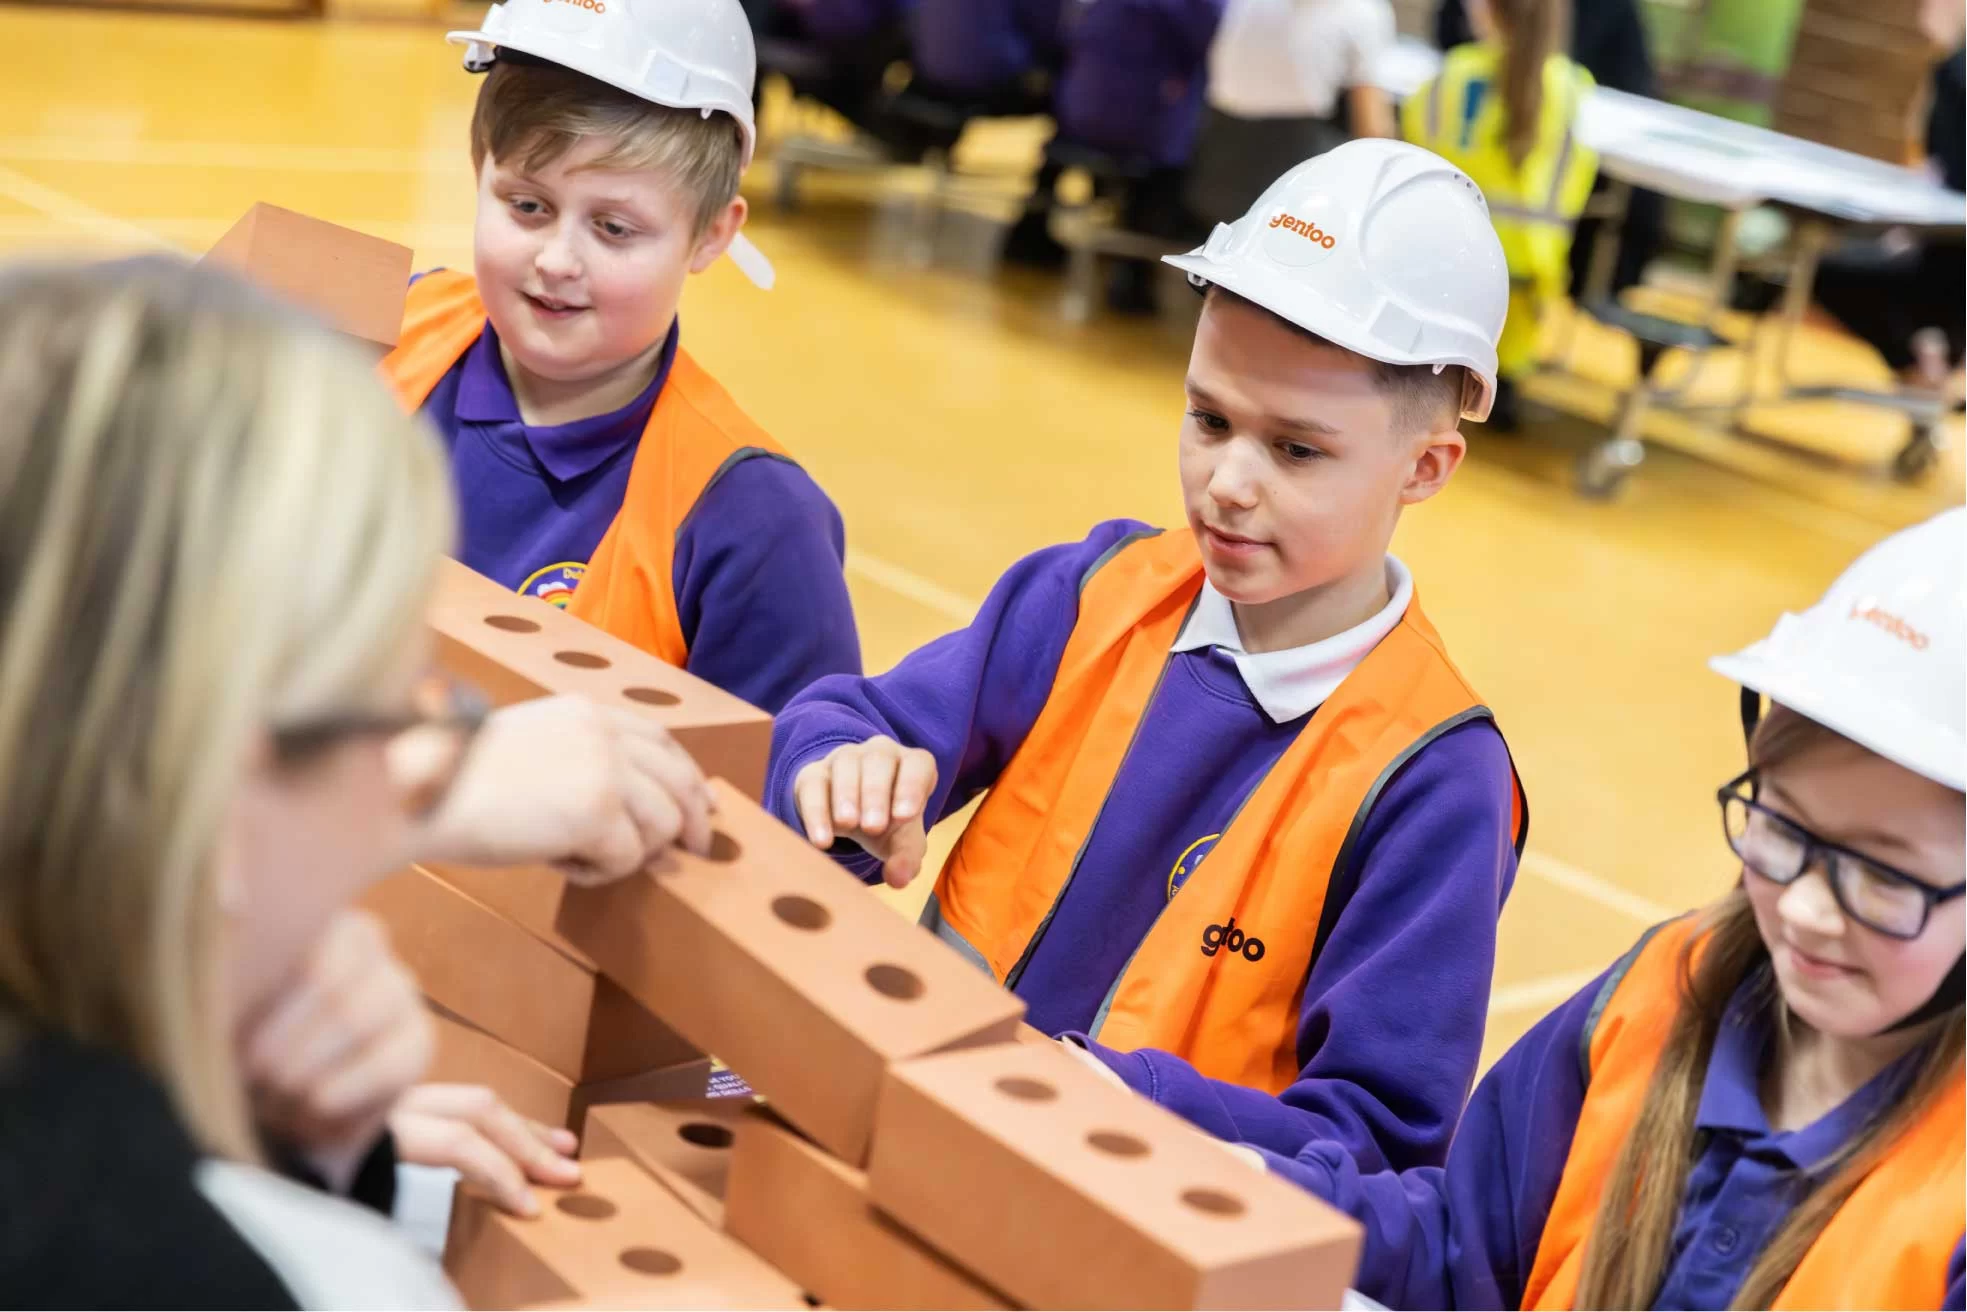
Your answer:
[379,271,791,666]
[926,528,1528,1092]
[1523,917,1967,1310]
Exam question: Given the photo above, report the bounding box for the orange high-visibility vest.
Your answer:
[381,270,790,666]
[923,528,1528,1092]
[1524,917,1967,1310]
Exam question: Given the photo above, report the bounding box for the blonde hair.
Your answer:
[1572,706,1966,1308]
[0,257,456,1160]
[470,59,745,235]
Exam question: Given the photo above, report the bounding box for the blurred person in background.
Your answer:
[1403,0,1597,428]
[1183,0,1399,232]
[1437,0,1662,298]
[744,0,917,135]
[1050,0,1225,312]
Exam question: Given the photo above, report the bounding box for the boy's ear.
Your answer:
[689,195,748,275]
[1400,424,1467,506]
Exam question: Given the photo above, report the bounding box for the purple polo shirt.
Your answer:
[1266,935,1967,1309]
[418,317,862,714]
[767,519,1521,1173]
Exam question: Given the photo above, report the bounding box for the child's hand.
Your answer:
[404,694,715,883]
[792,736,937,889]
[242,910,432,1192]
[390,1083,581,1218]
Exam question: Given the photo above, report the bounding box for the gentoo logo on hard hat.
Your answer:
[1267,212,1336,248]
[1849,601,1931,650]
[542,0,606,10]
[1259,195,1345,268]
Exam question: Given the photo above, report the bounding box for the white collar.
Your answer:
[1171,556,1413,723]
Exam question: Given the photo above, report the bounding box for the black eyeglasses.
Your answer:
[271,674,489,818]
[1717,770,1966,940]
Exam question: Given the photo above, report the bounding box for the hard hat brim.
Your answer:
[1165,250,1497,424]
[1711,650,1966,792]
[445,29,758,169]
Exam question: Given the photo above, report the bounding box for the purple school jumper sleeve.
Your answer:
[765,519,1154,880]
[671,454,861,715]
[1071,717,1519,1171]
[1265,961,1605,1310]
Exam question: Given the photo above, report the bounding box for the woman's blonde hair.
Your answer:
[0,257,456,1159]
[1572,705,1966,1308]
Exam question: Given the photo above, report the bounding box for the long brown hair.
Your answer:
[1572,706,1966,1308]
[1486,0,1569,167]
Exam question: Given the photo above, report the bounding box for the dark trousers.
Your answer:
[1815,237,1967,370]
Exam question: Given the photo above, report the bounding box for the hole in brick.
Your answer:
[556,1193,616,1220]
[623,687,682,707]
[1180,1187,1246,1218]
[554,650,610,669]
[803,1296,822,1309]
[677,1122,734,1150]
[705,831,742,863]
[773,894,831,931]
[484,614,540,634]
[1087,1130,1150,1158]
[620,1247,683,1277]
[994,1076,1057,1103]
[864,963,925,1001]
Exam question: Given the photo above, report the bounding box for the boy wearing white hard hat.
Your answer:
[1255,509,1964,1310]
[381,0,861,715]
[770,140,1527,1172]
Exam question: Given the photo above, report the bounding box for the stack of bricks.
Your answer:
[359,559,780,1131]
[1774,0,1932,163]
[207,205,1366,1309]
[426,560,1366,1309]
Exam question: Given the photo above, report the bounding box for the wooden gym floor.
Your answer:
[3,5,1959,1067]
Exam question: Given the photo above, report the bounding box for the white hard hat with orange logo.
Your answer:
[449,0,774,286]
[1165,138,1509,423]
[1712,507,1964,791]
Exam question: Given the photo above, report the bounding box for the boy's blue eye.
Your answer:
[510,198,543,215]
[1186,409,1229,434]
[1280,441,1324,463]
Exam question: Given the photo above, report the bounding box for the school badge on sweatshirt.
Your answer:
[518,560,586,609]
[1166,832,1222,900]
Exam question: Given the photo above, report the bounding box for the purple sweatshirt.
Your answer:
[788,0,911,47]
[768,520,1520,1172]
[909,0,1064,94]
[1266,933,1967,1309]
[417,316,861,714]
[1053,0,1224,168]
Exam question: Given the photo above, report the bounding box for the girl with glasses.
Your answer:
[1248,508,1963,1309]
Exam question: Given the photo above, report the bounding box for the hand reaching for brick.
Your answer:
[389,1083,581,1218]
[402,694,715,884]
[792,735,937,889]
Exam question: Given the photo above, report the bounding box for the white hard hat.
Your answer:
[449,0,774,288]
[1711,508,1965,792]
[1165,139,1509,423]
[451,0,758,167]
